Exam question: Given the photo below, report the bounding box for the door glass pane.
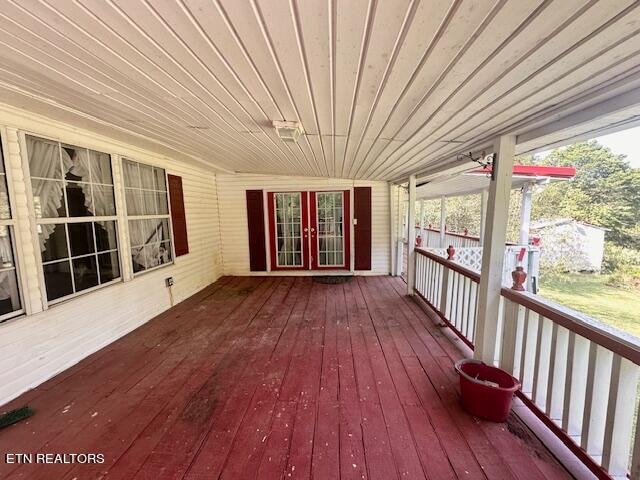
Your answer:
[316,192,344,267]
[274,193,303,267]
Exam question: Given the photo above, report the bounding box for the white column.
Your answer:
[479,189,488,246]
[389,184,397,276]
[519,182,533,245]
[419,199,425,236]
[396,187,405,276]
[407,175,416,294]
[439,196,446,247]
[474,135,516,363]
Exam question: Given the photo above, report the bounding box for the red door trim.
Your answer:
[267,191,309,271]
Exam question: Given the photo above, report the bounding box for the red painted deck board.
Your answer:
[0,276,572,480]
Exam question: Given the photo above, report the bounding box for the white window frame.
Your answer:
[22,133,123,307]
[0,129,25,322]
[121,158,174,277]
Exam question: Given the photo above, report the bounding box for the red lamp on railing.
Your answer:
[511,248,527,291]
[446,245,455,260]
[415,235,422,247]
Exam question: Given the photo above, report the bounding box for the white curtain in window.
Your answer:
[27,138,112,251]
[130,219,169,268]
[0,234,19,308]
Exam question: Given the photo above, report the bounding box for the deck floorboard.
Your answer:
[0,276,572,480]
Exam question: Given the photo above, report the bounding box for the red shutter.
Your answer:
[354,187,372,270]
[246,190,267,271]
[168,174,189,257]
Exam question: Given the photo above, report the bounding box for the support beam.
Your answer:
[396,187,405,276]
[419,199,426,234]
[519,182,533,245]
[389,184,397,276]
[407,175,417,294]
[439,196,446,248]
[479,189,488,246]
[474,135,516,363]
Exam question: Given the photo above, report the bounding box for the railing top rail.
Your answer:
[416,247,640,365]
[418,226,480,241]
[502,288,640,365]
[415,248,481,282]
[418,227,516,245]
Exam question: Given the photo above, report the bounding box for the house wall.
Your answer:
[0,105,223,405]
[216,174,391,276]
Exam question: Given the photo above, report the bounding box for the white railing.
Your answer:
[414,248,640,480]
[415,226,481,248]
[424,245,540,293]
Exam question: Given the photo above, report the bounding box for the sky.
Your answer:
[593,126,640,168]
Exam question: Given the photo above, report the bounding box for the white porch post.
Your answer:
[407,175,417,294]
[396,187,405,276]
[474,135,516,363]
[439,196,446,247]
[419,199,425,235]
[389,184,397,276]
[479,189,488,246]
[519,182,533,245]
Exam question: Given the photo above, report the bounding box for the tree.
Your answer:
[529,141,640,248]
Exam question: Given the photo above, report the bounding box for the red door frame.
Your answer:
[266,190,351,271]
[267,191,310,271]
[309,190,350,270]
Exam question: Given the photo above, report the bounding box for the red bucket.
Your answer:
[454,359,521,422]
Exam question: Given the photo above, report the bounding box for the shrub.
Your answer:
[603,242,640,289]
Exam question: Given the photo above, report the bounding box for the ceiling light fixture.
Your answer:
[273,120,304,143]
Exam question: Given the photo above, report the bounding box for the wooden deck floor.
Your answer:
[0,276,571,480]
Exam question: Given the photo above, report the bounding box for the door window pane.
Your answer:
[274,193,303,267]
[316,192,345,267]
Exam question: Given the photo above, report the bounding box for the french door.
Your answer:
[267,190,350,271]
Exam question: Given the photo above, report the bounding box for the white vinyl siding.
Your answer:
[216,173,390,276]
[0,108,223,406]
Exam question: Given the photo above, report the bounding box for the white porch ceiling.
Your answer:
[0,0,639,179]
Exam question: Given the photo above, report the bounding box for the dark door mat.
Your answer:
[313,276,353,284]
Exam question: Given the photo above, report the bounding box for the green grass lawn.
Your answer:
[539,273,640,338]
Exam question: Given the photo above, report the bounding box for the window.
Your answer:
[0,135,22,321]
[122,159,172,274]
[26,136,121,303]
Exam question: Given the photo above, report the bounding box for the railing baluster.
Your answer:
[581,343,613,463]
[517,308,530,384]
[544,323,559,418]
[460,276,469,336]
[531,317,544,402]
[440,265,450,317]
[546,326,569,423]
[500,299,519,374]
[465,278,475,342]
[632,403,640,479]
[602,356,639,475]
